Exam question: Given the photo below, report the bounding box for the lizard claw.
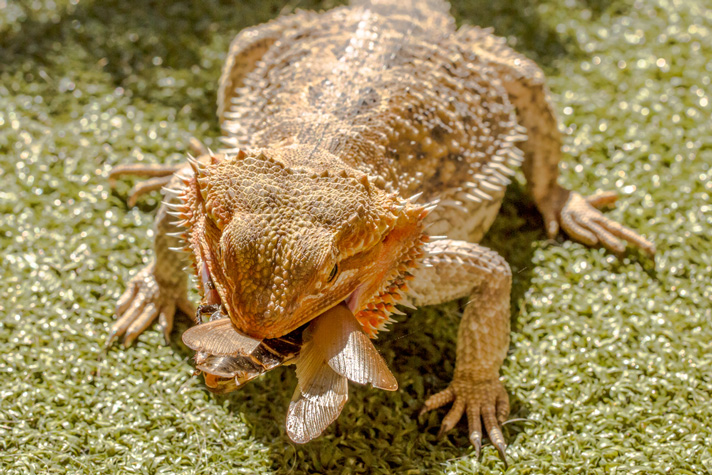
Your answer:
[560,190,655,257]
[109,263,194,347]
[421,377,509,464]
[540,187,655,257]
[584,190,618,209]
[109,164,181,207]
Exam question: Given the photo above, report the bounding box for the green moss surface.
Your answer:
[1,0,710,473]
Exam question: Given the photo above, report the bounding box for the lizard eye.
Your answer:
[327,264,339,283]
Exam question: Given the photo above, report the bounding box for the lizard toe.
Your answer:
[115,278,139,316]
[109,291,144,347]
[423,377,510,464]
[123,302,160,347]
[437,398,465,437]
[585,190,618,209]
[127,176,173,207]
[560,191,655,256]
[420,386,454,417]
[109,263,187,348]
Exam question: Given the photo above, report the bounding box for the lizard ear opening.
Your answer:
[182,318,262,356]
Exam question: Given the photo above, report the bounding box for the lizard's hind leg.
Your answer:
[408,240,512,462]
[455,26,655,257]
[109,137,207,207]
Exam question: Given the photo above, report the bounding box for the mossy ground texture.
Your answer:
[1,0,711,473]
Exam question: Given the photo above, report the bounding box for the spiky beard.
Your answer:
[350,231,427,338]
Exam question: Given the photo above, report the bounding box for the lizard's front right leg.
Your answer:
[108,177,195,347]
[407,239,512,461]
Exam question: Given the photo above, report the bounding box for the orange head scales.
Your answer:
[173,147,432,340]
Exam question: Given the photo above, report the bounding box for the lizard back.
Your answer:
[221,0,522,240]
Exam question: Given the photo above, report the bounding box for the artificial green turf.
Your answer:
[1,0,710,473]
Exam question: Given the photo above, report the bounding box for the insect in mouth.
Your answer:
[194,303,223,324]
[191,321,305,393]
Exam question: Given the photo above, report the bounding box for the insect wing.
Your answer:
[182,318,262,356]
[314,303,398,390]
[287,329,348,443]
[327,328,397,391]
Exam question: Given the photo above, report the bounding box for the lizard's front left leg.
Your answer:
[108,178,195,347]
[408,240,511,460]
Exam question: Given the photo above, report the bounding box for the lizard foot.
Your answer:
[542,188,655,257]
[108,137,207,207]
[108,263,195,347]
[109,165,180,207]
[420,377,509,464]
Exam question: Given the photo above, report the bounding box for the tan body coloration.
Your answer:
[109,0,654,460]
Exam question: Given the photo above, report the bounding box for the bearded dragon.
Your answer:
[108,0,655,460]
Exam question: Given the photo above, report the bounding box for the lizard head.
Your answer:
[175,148,430,339]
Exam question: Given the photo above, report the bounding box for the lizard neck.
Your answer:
[224,136,395,191]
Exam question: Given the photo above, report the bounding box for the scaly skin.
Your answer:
[109,0,655,461]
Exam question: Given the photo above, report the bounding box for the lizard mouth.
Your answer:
[190,219,425,393]
[192,299,358,394]
[191,280,406,393]
[192,262,362,394]
[192,261,297,393]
